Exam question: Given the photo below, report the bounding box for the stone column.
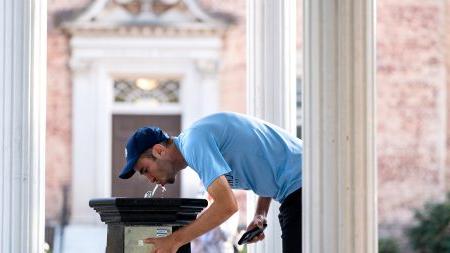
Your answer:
[0,0,47,252]
[246,0,296,252]
[303,0,376,252]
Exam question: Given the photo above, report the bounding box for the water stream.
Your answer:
[144,184,167,198]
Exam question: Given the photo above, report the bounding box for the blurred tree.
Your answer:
[379,238,400,253]
[406,194,450,252]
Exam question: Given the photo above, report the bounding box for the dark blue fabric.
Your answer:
[279,188,302,253]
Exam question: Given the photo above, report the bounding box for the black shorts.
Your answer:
[278,188,302,253]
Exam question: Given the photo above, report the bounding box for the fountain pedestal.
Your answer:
[89,198,208,253]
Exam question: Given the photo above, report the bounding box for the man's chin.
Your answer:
[159,179,175,186]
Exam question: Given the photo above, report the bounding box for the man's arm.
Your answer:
[243,196,271,244]
[173,175,238,244]
[144,175,238,252]
[254,196,271,217]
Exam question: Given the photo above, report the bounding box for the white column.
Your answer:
[303,0,376,252]
[71,62,107,224]
[0,0,47,253]
[246,0,296,252]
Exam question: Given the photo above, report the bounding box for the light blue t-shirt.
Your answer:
[173,112,302,203]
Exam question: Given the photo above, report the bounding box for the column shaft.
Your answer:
[303,0,376,252]
[0,0,47,252]
[246,0,297,252]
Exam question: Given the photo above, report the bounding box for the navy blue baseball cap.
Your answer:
[119,126,170,179]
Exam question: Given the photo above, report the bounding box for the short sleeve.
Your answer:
[183,129,231,189]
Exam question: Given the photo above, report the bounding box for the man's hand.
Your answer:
[144,235,181,253]
[244,214,267,244]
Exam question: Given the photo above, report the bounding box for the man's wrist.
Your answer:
[170,230,185,247]
[255,213,266,218]
[253,213,267,226]
[254,212,267,218]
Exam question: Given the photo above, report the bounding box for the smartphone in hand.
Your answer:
[238,223,268,245]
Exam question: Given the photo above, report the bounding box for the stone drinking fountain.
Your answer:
[89,197,208,253]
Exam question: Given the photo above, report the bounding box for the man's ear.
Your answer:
[151,144,165,158]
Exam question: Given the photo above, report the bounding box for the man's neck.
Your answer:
[169,140,188,170]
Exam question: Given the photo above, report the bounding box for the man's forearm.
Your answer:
[171,199,237,246]
[170,176,238,247]
[255,196,271,217]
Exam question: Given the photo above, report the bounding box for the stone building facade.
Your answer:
[46,0,248,221]
[46,0,450,250]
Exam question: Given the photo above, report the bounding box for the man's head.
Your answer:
[132,140,179,186]
[119,126,184,185]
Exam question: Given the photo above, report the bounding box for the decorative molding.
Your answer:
[69,36,223,62]
[75,0,219,23]
[0,0,47,252]
[64,0,230,35]
[65,25,225,37]
[303,0,376,252]
[69,59,93,75]
[246,1,296,252]
[194,59,219,77]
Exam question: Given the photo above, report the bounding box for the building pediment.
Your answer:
[64,0,232,36]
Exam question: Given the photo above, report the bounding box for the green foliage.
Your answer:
[379,238,400,253]
[406,194,450,253]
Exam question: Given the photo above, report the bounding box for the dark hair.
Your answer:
[141,149,155,160]
[140,138,172,160]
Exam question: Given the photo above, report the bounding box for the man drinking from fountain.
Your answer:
[119,112,302,253]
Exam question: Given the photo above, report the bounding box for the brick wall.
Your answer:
[200,0,247,113]
[377,0,448,245]
[445,1,450,196]
[46,0,91,222]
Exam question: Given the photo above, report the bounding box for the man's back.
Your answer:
[174,112,302,202]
